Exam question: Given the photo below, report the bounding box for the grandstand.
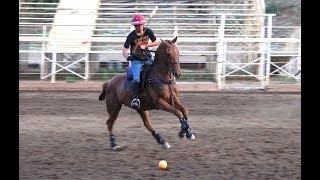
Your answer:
[19,0,300,89]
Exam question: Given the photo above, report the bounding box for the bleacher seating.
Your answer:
[19,0,300,87]
[19,0,265,56]
[92,0,264,66]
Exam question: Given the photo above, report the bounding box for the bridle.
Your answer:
[150,43,179,76]
[146,43,180,107]
[164,46,179,76]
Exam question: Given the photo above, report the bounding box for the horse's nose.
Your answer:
[175,68,182,78]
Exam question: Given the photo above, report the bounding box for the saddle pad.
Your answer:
[124,66,133,91]
[126,66,133,80]
[124,79,133,92]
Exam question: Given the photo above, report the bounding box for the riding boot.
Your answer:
[131,82,140,108]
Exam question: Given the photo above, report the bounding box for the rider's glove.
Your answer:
[126,55,134,61]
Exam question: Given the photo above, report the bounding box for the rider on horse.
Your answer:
[122,13,159,109]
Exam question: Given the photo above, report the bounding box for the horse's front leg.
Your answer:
[136,110,171,149]
[173,96,189,119]
[145,86,195,140]
[157,98,195,140]
[172,96,195,139]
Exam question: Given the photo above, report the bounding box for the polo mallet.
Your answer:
[140,6,158,39]
[146,6,158,29]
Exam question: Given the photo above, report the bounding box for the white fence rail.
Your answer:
[19,1,301,89]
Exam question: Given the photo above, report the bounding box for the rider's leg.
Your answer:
[131,60,143,108]
[140,57,153,91]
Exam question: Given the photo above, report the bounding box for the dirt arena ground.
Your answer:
[19,91,301,179]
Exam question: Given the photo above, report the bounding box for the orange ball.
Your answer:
[159,160,167,170]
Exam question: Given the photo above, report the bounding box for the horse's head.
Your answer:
[156,36,182,78]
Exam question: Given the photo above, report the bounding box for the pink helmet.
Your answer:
[131,14,146,25]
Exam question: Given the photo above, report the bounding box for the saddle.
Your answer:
[124,61,152,92]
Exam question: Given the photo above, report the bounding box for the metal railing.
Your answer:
[19,1,301,89]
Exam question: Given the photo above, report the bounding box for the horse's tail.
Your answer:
[98,81,110,101]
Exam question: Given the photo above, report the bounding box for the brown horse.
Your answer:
[99,36,195,151]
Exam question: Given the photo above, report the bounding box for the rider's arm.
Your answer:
[147,40,158,48]
[122,47,129,59]
[145,28,158,48]
[123,32,133,59]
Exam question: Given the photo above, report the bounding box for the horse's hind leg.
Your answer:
[106,105,121,151]
[136,110,171,149]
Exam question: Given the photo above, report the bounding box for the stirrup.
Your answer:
[131,98,140,108]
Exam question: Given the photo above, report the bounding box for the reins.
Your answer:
[145,45,177,107]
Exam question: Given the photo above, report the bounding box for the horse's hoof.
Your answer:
[111,145,123,151]
[186,129,196,140]
[111,145,120,151]
[162,142,171,149]
[186,130,192,138]
[187,134,196,140]
[178,131,186,138]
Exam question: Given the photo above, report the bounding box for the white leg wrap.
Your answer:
[162,142,171,149]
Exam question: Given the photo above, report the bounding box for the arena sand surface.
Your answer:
[19,91,301,179]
